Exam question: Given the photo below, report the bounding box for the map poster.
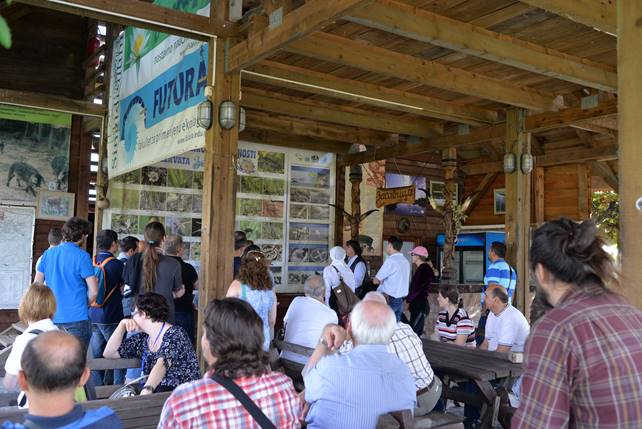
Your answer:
[107,0,210,178]
[0,105,71,204]
[0,206,35,309]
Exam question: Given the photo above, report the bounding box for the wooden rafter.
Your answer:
[243,61,497,125]
[524,98,617,133]
[14,0,236,40]
[463,173,499,215]
[285,32,557,111]
[347,0,617,92]
[0,88,105,117]
[240,128,351,154]
[341,124,505,165]
[241,91,444,138]
[226,0,372,72]
[245,110,389,147]
[520,0,616,35]
[589,160,618,190]
[461,145,617,175]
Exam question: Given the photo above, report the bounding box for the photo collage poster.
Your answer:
[104,149,205,272]
[236,142,335,293]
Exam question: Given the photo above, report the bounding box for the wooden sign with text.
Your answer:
[375,185,416,208]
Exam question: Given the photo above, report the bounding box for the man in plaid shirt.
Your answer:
[158,298,301,429]
[513,219,642,428]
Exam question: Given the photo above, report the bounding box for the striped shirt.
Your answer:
[512,288,642,429]
[483,259,517,304]
[158,372,302,429]
[435,308,476,346]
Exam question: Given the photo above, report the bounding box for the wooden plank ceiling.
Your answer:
[235,0,617,175]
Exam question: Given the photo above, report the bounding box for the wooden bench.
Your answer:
[0,392,171,429]
[87,358,142,399]
[272,340,463,429]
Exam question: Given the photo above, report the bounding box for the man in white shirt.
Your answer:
[282,275,338,364]
[373,236,410,321]
[481,284,530,353]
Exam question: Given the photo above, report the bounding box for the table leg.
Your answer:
[474,379,498,429]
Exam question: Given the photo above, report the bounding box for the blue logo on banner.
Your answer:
[120,44,208,161]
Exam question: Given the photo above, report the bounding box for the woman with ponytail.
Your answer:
[122,222,184,323]
[513,218,642,428]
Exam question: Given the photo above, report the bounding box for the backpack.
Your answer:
[91,256,117,308]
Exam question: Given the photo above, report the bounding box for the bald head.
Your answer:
[21,331,86,392]
[350,299,396,346]
[362,291,387,305]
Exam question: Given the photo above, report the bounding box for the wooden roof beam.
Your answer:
[240,128,351,154]
[245,110,390,147]
[241,91,444,138]
[461,145,618,175]
[524,98,617,133]
[0,88,105,117]
[14,0,236,40]
[285,32,558,111]
[589,160,618,190]
[244,61,497,126]
[340,124,505,165]
[347,0,617,92]
[520,0,616,35]
[226,0,372,73]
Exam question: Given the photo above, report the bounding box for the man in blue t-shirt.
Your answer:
[2,331,122,429]
[34,217,98,348]
[477,241,517,346]
[89,229,125,387]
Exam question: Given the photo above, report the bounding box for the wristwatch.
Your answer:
[142,385,154,393]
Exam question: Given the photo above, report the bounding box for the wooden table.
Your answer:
[423,339,523,429]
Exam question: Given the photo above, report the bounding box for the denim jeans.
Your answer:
[388,297,404,322]
[56,319,92,350]
[90,323,125,386]
[122,296,136,318]
[175,311,195,346]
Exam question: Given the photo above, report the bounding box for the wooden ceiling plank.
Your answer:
[0,88,105,117]
[524,98,617,133]
[14,0,236,40]
[240,128,351,153]
[347,0,616,91]
[244,61,498,125]
[226,0,372,72]
[285,32,557,111]
[241,91,443,137]
[520,0,616,35]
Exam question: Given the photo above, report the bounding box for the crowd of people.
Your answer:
[1,217,641,429]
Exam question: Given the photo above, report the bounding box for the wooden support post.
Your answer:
[198,34,241,342]
[534,167,545,224]
[441,148,457,284]
[504,109,531,315]
[617,1,642,310]
[348,165,363,240]
[334,159,346,245]
[577,163,591,220]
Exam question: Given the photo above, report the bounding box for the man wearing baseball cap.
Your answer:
[403,246,438,337]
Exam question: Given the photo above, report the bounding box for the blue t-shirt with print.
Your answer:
[88,251,124,325]
[3,405,122,429]
[38,242,95,323]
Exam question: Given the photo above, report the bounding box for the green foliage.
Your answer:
[591,190,619,244]
[0,15,11,49]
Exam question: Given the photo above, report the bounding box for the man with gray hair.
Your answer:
[164,234,198,344]
[281,275,338,364]
[303,299,415,428]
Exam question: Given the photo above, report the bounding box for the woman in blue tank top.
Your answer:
[225,250,276,351]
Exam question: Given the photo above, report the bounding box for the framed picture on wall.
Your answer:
[429,180,458,206]
[494,188,506,215]
[36,190,75,221]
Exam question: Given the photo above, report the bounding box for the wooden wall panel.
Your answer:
[464,174,506,226]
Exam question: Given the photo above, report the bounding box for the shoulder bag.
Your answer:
[211,373,277,429]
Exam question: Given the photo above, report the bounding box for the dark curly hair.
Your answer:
[135,292,169,323]
[204,298,268,378]
[237,251,272,291]
[62,217,91,243]
[530,218,617,295]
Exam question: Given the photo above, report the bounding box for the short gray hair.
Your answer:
[350,300,396,345]
[303,275,325,300]
[163,234,183,256]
